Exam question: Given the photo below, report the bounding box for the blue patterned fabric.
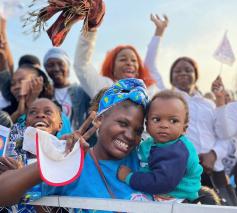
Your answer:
[98,78,148,115]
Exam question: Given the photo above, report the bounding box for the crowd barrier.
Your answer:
[28,196,237,213]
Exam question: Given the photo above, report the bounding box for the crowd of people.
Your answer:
[0,1,237,212]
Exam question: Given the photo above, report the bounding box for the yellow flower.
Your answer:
[104,97,109,103]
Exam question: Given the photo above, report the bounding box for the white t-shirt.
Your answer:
[0,91,10,109]
[54,87,72,119]
[222,137,237,175]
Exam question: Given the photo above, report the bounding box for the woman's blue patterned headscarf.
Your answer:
[97,78,149,115]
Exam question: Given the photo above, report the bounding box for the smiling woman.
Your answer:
[101,46,146,83]
[94,100,144,160]
[170,57,199,94]
[73,5,168,99]
[0,78,172,210]
[110,48,139,80]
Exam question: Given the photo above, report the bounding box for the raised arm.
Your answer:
[211,76,237,139]
[144,14,168,91]
[74,30,114,99]
[0,16,14,75]
[0,18,12,87]
[73,1,113,98]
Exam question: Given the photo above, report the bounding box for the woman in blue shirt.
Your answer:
[0,79,160,210]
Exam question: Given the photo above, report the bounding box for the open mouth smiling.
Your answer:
[122,68,138,77]
[32,121,49,129]
[114,139,129,152]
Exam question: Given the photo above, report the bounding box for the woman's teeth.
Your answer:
[34,122,47,127]
[114,139,128,149]
[124,69,134,73]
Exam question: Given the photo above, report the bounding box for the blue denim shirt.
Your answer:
[68,83,91,130]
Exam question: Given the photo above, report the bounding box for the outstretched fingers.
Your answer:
[163,14,169,25]
[64,112,100,154]
[150,13,169,36]
[82,120,101,141]
[76,111,97,136]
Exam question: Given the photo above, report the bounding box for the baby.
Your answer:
[118,90,203,202]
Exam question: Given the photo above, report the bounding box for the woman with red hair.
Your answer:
[74,16,168,99]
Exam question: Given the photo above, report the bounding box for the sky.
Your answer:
[2,0,237,93]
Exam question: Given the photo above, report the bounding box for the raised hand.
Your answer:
[88,0,106,30]
[25,76,44,108]
[211,75,225,106]
[0,16,6,48]
[150,14,169,37]
[0,15,14,74]
[63,111,101,154]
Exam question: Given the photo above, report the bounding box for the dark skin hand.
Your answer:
[211,75,225,107]
[35,112,101,213]
[0,112,101,206]
[199,150,217,175]
[0,163,41,206]
[117,165,132,182]
[0,156,22,175]
[0,16,14,74]
[63,111,101,155]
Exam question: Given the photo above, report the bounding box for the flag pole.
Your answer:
[219,63,223,76]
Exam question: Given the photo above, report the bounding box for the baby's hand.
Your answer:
[117,165,132,182]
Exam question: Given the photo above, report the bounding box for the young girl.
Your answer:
[118,90,203,202]
[0,98,64,212]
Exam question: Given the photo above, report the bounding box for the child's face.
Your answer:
[146,97,187,143]
[26,99,62,135]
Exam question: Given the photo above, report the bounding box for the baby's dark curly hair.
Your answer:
[147,90,189,125]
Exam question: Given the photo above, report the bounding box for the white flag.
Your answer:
[0,0,24,19]
[213,31,236,66]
